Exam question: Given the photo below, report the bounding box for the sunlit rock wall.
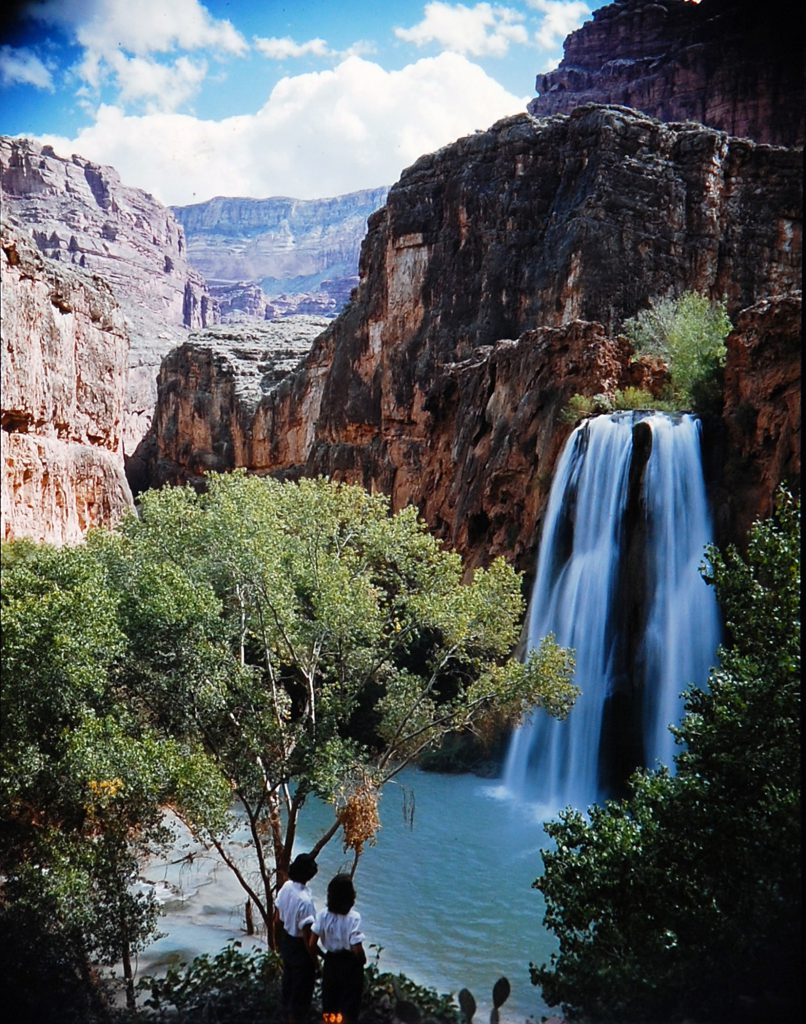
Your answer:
[1,222,134,544]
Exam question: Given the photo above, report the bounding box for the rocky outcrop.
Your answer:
[529,0,805,147]
[141,106,801,570]
[710,291,802,546]
[0,136,217,452]
[172,188,388,321]
[132,316,330,493]
[1,221,134,544]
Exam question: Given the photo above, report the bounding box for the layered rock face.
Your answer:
[1,222,134,544]
[142,105,801,570]
[172,188,388,321]
[529,0,805,147]
[0,136,216,451]
[711,291,802,546]
[133,316,330,493]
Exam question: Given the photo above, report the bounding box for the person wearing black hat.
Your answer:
[274,852,319,1024]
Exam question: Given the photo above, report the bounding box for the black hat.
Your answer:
[288,852,318,883]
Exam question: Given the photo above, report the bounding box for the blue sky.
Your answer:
[0,0,607,205]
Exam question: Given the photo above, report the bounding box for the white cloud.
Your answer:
[37,53,529,205]
[395,2,528,58]
[29,0,247,111]
[254,36,332,60]
[0,45,54,89]
[109,53,208,111]
[33,0,247,58]
[526,0,591,50]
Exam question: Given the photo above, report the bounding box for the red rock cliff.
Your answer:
[0,136,217,453]
[142,106,801,570]
[529,0,805,147]
[1,221,134,544]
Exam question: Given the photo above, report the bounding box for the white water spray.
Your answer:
[503,412,721,810]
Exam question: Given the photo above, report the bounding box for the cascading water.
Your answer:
[503,411,721,810]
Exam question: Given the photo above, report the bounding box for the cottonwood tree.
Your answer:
[106,472,577,942]
[0,541,224,1016]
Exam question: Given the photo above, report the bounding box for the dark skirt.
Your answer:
[322,949,363,1023]
[279,930,316,1020]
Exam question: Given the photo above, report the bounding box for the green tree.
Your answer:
[105,473,577,942]
[532,490,801,1023]
[622,290,731,410]
[0,539,226,1018]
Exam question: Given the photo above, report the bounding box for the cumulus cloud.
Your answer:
[395,2,528,58]
[254,36,332,60]
[32,0,247,58]
[109,53,208,111]
[0,45,54,89]
[38,53,529,205]
[28,0,247,110]
[526,0,591,50]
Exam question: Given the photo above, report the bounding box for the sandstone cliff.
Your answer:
[529,0,804,147]
[172,188,388,321]
[0,136,216,452]
[131,316,330,494]
[141,105,801,570]
[1,221,134,545]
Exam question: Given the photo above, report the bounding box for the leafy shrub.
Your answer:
[622,291,731,411]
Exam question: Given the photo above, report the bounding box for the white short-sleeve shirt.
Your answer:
[312,908,365,953]
[275,880,316,937]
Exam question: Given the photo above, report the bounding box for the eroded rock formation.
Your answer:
[172,188,388,321]
[1,221,134,544]
[529,0,804,147]
[141,105,801,570]
[0,136,216,451]
[133,316,330,493]
[712,291,802,545]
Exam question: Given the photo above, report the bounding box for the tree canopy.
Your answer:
[105,473,576,933]
[532,489,801,1023]
[2,472,577,1017]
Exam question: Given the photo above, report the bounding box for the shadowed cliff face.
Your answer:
[1,222,135,544]
[142,105,801,571]
[530,0,805,147]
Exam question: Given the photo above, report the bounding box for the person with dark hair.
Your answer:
[274,852,319,1024]
[309,873,367,1024]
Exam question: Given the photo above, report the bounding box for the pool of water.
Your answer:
[134,768,560,1022]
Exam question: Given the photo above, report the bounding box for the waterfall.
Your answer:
[503,412,721,810]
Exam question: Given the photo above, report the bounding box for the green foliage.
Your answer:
[623,291,731,411]
[561,388,675,424]
[0,539,226,1017]
[532,490,801,1023]
[139,942,283,1022]
[101,473,575,930]
[136,942,461,1024]
[561,393,601,423]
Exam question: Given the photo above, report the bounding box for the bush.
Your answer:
[622,291,731,411]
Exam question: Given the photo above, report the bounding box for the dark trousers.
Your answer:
[279,930,316,1023]
[322,950,363,1023]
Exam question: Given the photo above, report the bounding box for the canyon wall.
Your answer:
[529,0,804,148]
[1,221,134,545]
[141,105,802,571]
[172,188,388,320]
[0,136,216,452]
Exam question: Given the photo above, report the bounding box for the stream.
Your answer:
[133,767,560,1022]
